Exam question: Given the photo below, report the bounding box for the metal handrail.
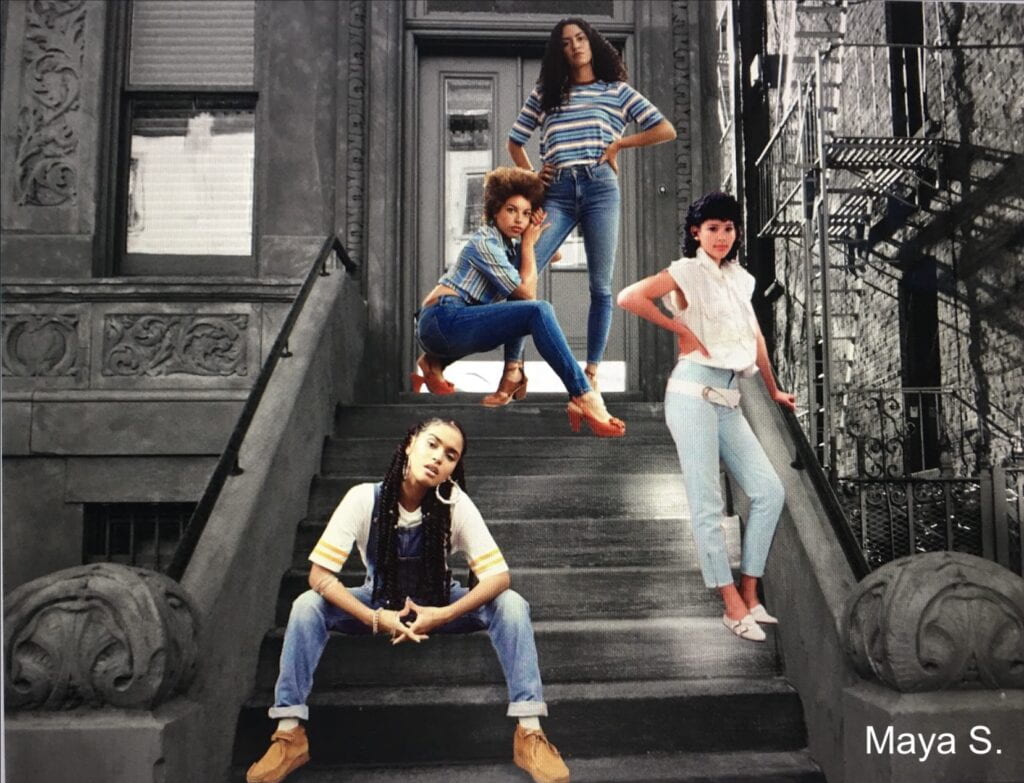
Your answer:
[782,407,871,580]
[167,235,357,581]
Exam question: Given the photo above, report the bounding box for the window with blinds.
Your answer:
[120,0,257,274]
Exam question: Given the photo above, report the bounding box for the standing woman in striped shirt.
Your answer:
[496,17,676,408]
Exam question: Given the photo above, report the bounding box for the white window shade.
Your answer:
[129,0,255,87]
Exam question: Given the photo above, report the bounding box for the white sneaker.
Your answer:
[748,604,778,625]
[722,613,766,642]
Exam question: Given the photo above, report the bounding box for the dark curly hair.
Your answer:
[483,167,545,223]
[682,191,743,262]
[371,418,468,609]
[538,18,628,115]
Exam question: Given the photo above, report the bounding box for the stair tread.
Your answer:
[246,676,797,708]
[244,749,823,782]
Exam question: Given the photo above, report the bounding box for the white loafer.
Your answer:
[722,613,766,642]
[748,604,778,625]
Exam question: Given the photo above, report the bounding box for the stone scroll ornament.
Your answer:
[14,0,87,207]
[4,563,199,710]
[843,552,1024,692]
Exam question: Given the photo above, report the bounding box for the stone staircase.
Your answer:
[231,399,825,782]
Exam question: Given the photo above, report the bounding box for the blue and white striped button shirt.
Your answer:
[438,225,522,305]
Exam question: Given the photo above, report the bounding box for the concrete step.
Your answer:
[291,515,726,570]
[233,749,824,782]
[275,565,725,626]
[308,474,689,520]
[322,436,681,476]
[254,616,781,691]
[334,402,669,439]
[234,678,808,766]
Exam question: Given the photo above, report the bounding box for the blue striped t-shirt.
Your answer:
[508,80,665,168]
[438,225,522,305]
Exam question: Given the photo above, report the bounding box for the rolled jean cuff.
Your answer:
[268,705,309,721]
[507,700,548,718]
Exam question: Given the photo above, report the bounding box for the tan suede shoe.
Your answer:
[246,725,310,783]
[513,725,571,783]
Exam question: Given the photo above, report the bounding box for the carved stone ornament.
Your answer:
[2,313,79,377]
[843,551,1024,692]
[14,0,87,207]
[4,563,199,711]
[102,313,249,377]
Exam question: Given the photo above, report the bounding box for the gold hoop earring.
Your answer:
[435,480,459,506]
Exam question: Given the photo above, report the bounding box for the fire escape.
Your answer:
[753,17,1024,573]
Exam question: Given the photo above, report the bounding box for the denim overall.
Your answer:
[270,484,547,720]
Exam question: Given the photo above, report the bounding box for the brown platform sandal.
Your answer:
[481,363,528,408]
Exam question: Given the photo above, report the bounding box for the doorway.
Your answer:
[413,53,634,393]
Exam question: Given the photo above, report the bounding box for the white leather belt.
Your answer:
[666,378,741,408]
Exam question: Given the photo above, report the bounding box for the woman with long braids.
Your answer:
[617,192,796,643]
[493,16,676,404]
[246,419,570,783]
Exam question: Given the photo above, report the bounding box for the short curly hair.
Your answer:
[682,191,743,261]
[483,167,546,223]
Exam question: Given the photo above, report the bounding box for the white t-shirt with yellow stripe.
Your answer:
[309,482,509,580]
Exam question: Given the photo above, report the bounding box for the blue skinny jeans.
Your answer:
[663,360,786,588]
[505,161,621,365]
[418,295,590,398]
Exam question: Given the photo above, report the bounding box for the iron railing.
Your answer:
[166,235,356,581]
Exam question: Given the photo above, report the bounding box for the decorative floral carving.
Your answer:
[102,314,249,377]
[1,313,79,377]
[345,0,366,270]
[4,563,199,710]
[672,0,692,235]
[14,0,87,207]
[843,551,1024,691]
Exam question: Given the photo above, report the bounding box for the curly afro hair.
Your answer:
[682,191,743,261]
[482,167,546,224]
[538,18,628,115]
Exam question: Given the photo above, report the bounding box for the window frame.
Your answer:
[105,0,260,277]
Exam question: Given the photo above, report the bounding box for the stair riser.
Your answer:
[322,440,681,476]
[309,476,689,519]
[276,568,722,625]
[254,624,779,690]
[335,405,669,438]
[234,691,807,765]
[293,517,700,569]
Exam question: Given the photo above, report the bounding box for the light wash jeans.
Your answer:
[663,360,785,588]
[418,295,590,397]
[269,527,548,720]
[505,161,621,365]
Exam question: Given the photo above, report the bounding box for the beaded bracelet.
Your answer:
[372,607,383,635]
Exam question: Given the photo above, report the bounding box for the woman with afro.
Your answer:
[414,166,624,437]
[247,418,571,783]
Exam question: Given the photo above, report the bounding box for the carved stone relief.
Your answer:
[2,313,80,377]
[14,0,87,208]
[672,0,692,234]
[4,563,199,710]
[843,551,1024,691]
[345,0,367,270]
[102,314,250,377]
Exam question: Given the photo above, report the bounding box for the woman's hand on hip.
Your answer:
[597,140,621,173]
[677,330,710,358]
[539,163,556,186]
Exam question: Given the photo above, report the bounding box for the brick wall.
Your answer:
[758,0,1023,473]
